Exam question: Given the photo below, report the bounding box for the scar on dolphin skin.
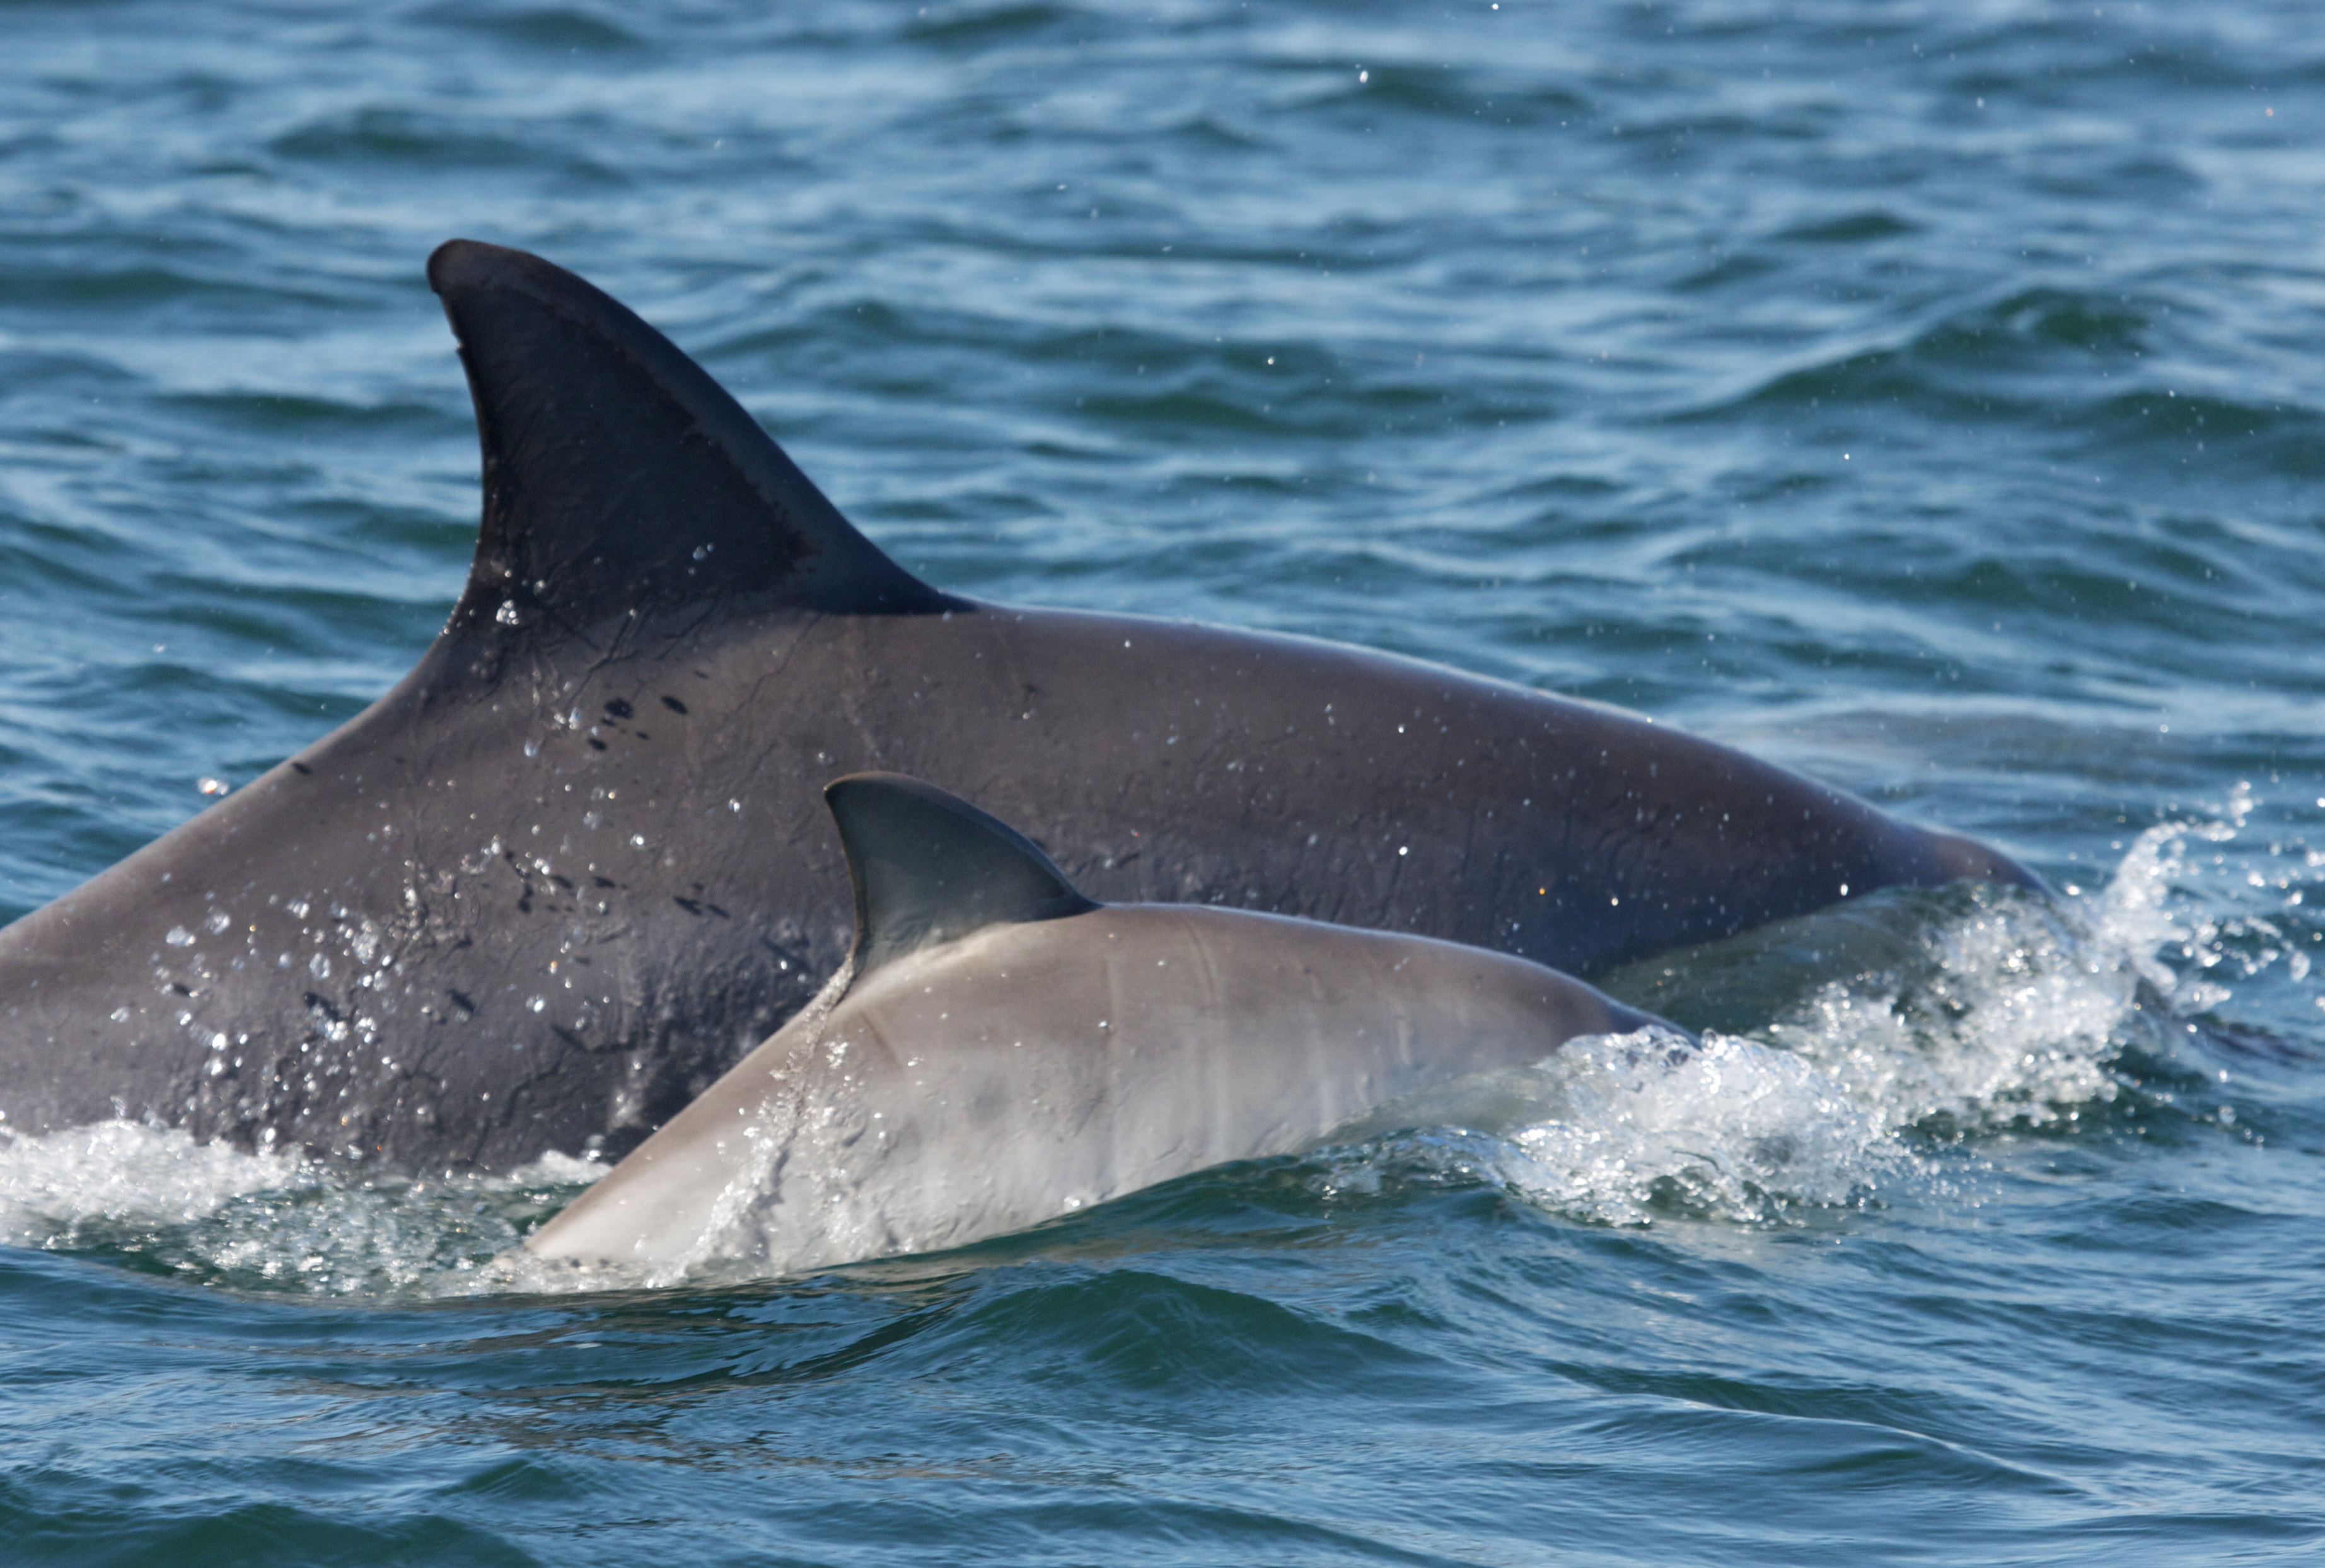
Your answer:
[527,773,1690,1279]
[0,239,2038,1172]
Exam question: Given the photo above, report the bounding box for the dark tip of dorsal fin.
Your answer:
[426,240,956,645]
[824,773,1098,981]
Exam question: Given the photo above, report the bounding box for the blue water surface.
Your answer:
[1,2,2321,1563]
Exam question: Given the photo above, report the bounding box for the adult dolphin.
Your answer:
[0,241,2034,1171]
[526,774,1680,1280]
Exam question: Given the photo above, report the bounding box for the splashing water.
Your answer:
[1315,1030,1908,1229]
[0,1121,601,1295]
[0,793,2305,1292]
[1340,786,2314,1230]
[2099,780,2319,1011]
[1456,892,2137,1232]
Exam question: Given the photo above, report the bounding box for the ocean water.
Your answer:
[2,1,2321,1562]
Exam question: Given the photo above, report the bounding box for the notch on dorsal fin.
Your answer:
[825,773,1098,980]
[427,240,956,644]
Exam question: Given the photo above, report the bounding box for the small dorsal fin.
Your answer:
[825,773,1098,979]
[426,240,956,645]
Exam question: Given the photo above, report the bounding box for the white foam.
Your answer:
[1500,1030,1906,1224]
[0,1121,603,1294]
[1764,894,2131,1135]
[1316,1027,1905,1226]
[0,1120,319,1243]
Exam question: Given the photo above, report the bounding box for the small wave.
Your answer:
[1773,211,1920,246]
[1314,64,1591,125]
[903,3,1076,49]
[0,263,281,313]
[267,108,620,182]
[1696,285,2154,424]
[1671,284,2325,478]
[159,391,453,437]
[417,3,649,54]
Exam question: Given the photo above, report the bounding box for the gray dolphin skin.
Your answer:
[0,240,2035,1172]
[527,774,1679,1277]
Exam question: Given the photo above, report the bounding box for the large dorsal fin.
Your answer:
[426,240,954,643]
[825,773,1098,980]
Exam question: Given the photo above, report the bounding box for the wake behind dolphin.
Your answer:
[0,241,2036,1172]
[526,775,1681,1279]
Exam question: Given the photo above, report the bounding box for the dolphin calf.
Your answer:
[527,774,1678,1277]
[0,240,2033,1171]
